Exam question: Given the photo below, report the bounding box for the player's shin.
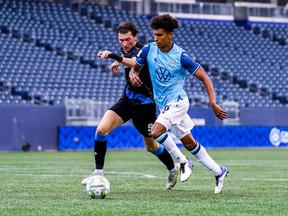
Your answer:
[155,133,187,163]
[152,144,174,170]
[190,142,222,176]
[94,133,107,170]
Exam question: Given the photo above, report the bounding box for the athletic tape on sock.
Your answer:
[155,133,168,144]
[190,142,201,155]
[152,144,164,156]
[95,133,107,141]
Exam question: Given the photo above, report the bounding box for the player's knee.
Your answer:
[151,123,166,139]
[151,130,162,140]
[180,134,197,151]
[96,126,109,136]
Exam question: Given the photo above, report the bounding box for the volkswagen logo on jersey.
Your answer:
[156,67,171,82]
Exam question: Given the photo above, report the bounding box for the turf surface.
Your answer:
[0,148,287,216]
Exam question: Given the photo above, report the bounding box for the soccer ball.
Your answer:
[86,175,110,199]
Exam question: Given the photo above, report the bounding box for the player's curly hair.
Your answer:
[150,14,179,32]
[116,22,139,36]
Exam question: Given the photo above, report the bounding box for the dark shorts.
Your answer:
[109,95,157,137]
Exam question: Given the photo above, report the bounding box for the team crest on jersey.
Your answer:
[156,67,171,82]
[169,59,176,65]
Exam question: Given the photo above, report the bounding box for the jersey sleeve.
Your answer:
[180,52,200,75]
[135,44,150,66]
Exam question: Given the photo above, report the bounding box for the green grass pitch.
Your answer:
[0,148,287,216]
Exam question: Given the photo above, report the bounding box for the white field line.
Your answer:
[107,171,158,178]
[1,171,288,181]
[240,178,288,181]
[0,171,160,179]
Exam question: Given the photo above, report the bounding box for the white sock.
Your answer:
[94,169,103,175]
[191,142,221,176]
[156,133,187,164]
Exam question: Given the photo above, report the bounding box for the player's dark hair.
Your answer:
[150,14,179,32]
[116,22,139,36]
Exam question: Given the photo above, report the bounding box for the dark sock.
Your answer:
[94,140,107,169]
[156,148,175,171]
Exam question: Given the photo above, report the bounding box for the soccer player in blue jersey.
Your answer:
[129,14,229,194]
[81,22,192,190]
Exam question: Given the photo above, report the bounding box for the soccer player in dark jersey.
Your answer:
[81,22,192,189]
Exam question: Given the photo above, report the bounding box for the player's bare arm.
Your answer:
[97,50,135,66]
[110,61,120,73]
[121,57,136,68]
[98,51,136,73]
[110,57,136,73]
[129,64,143,87]
[97,50,112,58]
[97,50,122,74]
[194,66,228,120]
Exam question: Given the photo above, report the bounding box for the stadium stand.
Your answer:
[174,20,288,107]
[251,23,288,45]
[0,0,287,108]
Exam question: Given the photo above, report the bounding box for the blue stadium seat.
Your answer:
[0,0,287,108]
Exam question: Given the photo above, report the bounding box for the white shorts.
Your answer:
[156,97,194,139]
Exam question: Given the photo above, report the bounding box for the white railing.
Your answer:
[118,0,288,19]
[222,100,240,125]
[65,98,114,125]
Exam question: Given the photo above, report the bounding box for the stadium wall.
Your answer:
[59,107,288,150]
[0,105,65,152]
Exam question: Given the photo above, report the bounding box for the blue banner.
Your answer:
[58,126,288,151]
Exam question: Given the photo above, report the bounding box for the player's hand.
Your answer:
[129,72,142,87]
[110,61,120,73]
[211,103,228,120]
[97,50,112,58]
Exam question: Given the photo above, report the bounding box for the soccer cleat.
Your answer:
[180,158,193,182]
[166,164,180,190]
[215,166,229,194]
[81,170,103,186]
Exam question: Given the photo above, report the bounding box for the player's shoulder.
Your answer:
[142,42,155,52]
[141,42,153,49]
[136,43,152,58]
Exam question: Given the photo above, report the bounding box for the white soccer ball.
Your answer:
[86,175,110,199]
